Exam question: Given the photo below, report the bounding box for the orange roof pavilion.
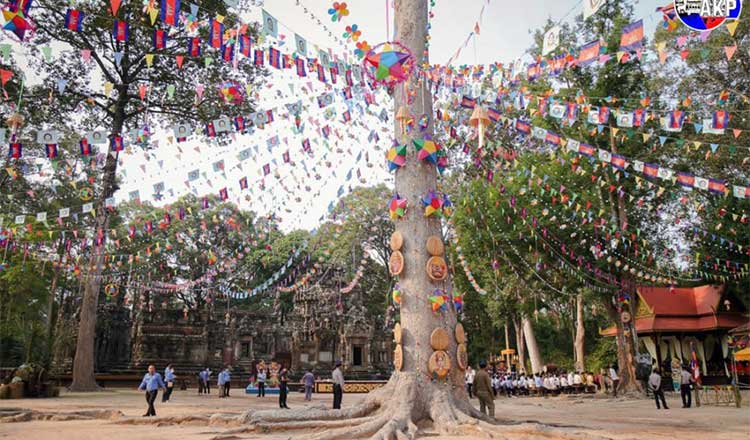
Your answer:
[601,284,748,336]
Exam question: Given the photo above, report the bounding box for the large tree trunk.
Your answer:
[607,303,641,394]
[522,316,543,374]
[574,291,585,372]
[513,315,526,373]
[69,91,126,391]
[213,1,497,437]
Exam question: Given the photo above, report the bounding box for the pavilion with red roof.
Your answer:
[602,284,748,384]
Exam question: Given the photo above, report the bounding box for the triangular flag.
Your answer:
[145,53,154,67]
[176,55,184,68]
[726,20,739,36]
[724,45,737,60]
[0,69,12,87]
[110,0,121,15]
[732,129,742,139]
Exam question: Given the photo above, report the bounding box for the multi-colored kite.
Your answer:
[430,289,450,312]
[363,42,413,87]
[386,143,407,172]
[389,193,407,220]
[413,137,441,164]
[422,190,444,217]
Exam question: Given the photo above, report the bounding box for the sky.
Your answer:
[107,0,665,232]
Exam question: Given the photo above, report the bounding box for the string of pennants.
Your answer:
[507,119,750,200]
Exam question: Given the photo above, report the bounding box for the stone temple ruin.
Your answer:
[52,277,394,382]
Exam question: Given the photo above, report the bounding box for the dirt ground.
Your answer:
[1,388,748,440]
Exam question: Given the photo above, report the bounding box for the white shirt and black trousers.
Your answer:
[649,372,669,409]
[680,370,692,408]
[332,367,345,409]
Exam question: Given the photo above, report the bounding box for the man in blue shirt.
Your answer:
[138,365,166,416]
[162,364,176,402]
[198,368,208,395]
[218,367,231,398]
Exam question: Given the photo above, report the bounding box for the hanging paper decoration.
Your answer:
[65,9,84,32]
[363,42,413,87]
[386,144,407,171]
[327,2,349,22]
[343,24,361,41]
[469,106,490,151]
[413,137,440,164]
[429,289,450,312]
[388,193,407,220]
[422,190,444,217]
[391,284,402,305]
[209,19,224,48]
[112,20,129,42]
[160,0,180,27]
[9,142,22,158]
[188,37,201,56]
[218,81,243,105]
[153,29,167,49]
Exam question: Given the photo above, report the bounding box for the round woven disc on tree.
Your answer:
[394,344,403,371]
[425,235,444,256]
[456,343,468,370]
[390,231,404,251]
[428,350,451,378]
[394,323,403,344]
[389,251,404,276]
[455,323,466,344]
[425,256,448,281]
[430,328,450,350]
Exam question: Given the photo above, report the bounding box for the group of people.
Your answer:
[465,365,621,401]
[648,364,696,410]
[138,361,347,417]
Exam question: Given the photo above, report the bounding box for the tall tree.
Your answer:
[29,0,265,390]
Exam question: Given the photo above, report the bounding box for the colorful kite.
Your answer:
[2,9,30,41]
[422,190,444,217]
[386,144,407,172]
[363,42,413,86]
[413,137,440,164]
[388,193,407,220]
[430,289,450,312]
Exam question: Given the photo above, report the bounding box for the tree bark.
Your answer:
[513,315,526,373]
[69,87,127,391]
[574,291,585,372]
[522,316,543,374]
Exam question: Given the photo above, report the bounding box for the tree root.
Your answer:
[0,409,123,423]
